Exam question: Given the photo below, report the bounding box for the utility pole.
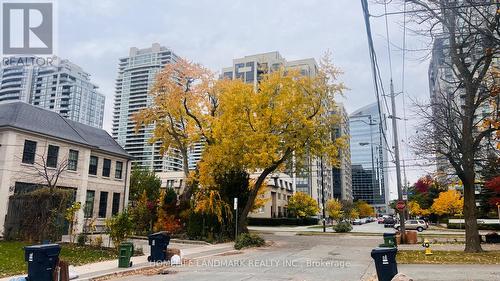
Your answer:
[390,79,406,243]
[321,156,326,233]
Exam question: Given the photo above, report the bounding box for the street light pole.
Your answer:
[321,156,326,233]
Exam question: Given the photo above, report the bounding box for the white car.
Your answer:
[352,219,363,225]
[394,220,428,232]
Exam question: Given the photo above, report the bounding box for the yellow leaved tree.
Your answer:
[287,192,320,219]
[201,54,346,233]
[431,190,464,217]
[408,200,430,217]
[326,198,343,221]
[134,58,218,203]
[355,201,375,218]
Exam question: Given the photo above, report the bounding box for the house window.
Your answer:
[47,145,59,168]
[68,150,79,171]
[22,140,37,164]
[115,161,123,179]
[89,156,98,175]
[112,193,120,216]
[98,191,108,218]
[84,190,95,218]
[102,159,111,177]
[166,180,174,188]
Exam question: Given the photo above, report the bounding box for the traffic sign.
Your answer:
[396,200,406,211]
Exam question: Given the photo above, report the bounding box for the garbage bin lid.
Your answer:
[383,233,396,237]
[149,231,169,236]
[371,247,398,254]
[24,244,61,251]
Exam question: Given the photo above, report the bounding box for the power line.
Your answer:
[369,2,499,18]
[401,0,410,187]
[361,0,395,166]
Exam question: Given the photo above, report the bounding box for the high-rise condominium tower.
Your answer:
[112,43,183,172]
[332,104,353,201]
[0,57,105,128]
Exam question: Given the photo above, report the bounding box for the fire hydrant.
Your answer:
[422,238,432,255]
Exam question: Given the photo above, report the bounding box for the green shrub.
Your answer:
[234,233,266,250]
[77,233,87,246]
[333,221,352,233]
[106,211,133,248]
[448,223,500,230]
[4,187,73,242]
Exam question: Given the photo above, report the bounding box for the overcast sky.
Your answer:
[56,0,435,197]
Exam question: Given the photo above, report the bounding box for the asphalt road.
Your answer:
[111,232,500,281]
[249,221,489,236]
[113,232,378,281]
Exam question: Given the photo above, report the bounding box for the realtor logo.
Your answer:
[2,2,53,55]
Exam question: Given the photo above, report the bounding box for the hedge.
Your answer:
[248,217,319,226]
[447,223,500,230]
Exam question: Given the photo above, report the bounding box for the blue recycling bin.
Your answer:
[24,244,61,281]
[147,231,170,262]
[370,247,398,281]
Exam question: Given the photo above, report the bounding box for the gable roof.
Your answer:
[0,102,131,159]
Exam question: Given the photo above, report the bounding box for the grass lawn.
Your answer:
[0,241,118,277]
[397,250,500,264]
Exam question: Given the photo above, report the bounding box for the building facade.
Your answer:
[112,43,183,172]
[0,57,105,128]
[349,102,389,213]
[249,173,294,219]
[332,104,353,201]
[0,102,132,234]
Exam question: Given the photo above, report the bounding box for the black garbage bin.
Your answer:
[370,247,398,281]
[24,244,61,281]
[147,231,171,262]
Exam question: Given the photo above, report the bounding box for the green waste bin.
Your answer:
[379,233,397,248]
[118,242,134,268]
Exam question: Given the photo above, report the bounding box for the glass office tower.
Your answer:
[349,102,389,213]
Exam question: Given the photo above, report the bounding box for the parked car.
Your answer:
[352,219,363,225]
[377,217,385,224]
[394,220,428,232]
[383,217,396,228]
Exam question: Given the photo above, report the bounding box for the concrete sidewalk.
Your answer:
[73,242,235,281]
[1,242,235,281]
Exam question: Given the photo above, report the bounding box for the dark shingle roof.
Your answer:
[0,102,131,158]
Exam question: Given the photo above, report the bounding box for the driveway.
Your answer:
[112,232,378,281]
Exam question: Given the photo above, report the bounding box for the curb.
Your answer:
[129,236,212,245]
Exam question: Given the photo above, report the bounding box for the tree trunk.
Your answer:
[237,170,270,235]
[179,147,192,204]
[463,175,483,252]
